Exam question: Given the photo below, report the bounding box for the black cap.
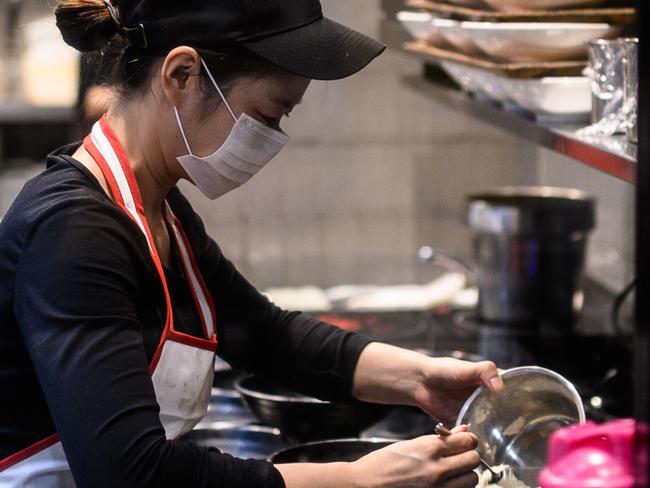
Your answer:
[115,0,386,80]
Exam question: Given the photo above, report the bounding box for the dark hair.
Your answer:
[55,0,273,114]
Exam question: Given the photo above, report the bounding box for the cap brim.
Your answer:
[242,17,386,81]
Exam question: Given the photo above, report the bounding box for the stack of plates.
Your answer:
[480,0,608,11]
[440,61,591,118]
[398,12,619,62]
[396,11,451,47]
[460,21,619,62]
[396,7,620,118]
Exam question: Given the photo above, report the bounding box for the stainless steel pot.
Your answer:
[468,187,595,328]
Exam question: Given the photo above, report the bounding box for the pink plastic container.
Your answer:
[539,418,648,488]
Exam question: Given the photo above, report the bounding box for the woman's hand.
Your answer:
[411,357,503,424]
[352,343,504,424]
[276,427,479,488]
[350,427,480,488]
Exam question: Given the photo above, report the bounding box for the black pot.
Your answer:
[236,375,391,442]
[183,426,289,460]
[269,438,396,463]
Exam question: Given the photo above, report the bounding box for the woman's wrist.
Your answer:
[276,461,358,488]
[351,342,428,407]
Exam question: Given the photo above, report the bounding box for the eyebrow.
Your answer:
[271,95,303,110]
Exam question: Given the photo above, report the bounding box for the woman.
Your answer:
[0,0,504,486]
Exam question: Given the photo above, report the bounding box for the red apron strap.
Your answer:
[0,434,60,472]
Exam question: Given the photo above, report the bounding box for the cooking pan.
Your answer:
[183,426,289,460]
[268,438,397,463]
[236,375,391,442]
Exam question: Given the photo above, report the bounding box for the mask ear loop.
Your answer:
[200,58,237,122]
[173,106,194,156]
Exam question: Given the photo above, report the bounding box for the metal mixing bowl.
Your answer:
[236,375,391,442]
[456,366,585,487]
[183,426,289,460]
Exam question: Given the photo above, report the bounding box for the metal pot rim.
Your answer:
[189,425,282,436]
[455,365,586,428]
[235,375,331,404]
[267,437,400,462]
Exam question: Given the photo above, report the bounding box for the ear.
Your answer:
[160,46,202,108]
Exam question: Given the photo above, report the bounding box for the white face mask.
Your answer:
[174,58,289,200]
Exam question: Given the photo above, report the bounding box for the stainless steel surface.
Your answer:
[468,187,595,327]
[268,438,397,463]
[417,245,474,276]
[457,366,586,487]
[404,75,637,184]
[182,426,289,460]
[236,375,391,441]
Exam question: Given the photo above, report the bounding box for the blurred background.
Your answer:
[0,0,634,293]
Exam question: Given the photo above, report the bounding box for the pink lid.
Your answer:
[539,419,647,488]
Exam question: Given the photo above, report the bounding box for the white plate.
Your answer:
[441,62,511,102]
[434,18,483,55]
[397,11,433,41]
[441,61,591,116]
[506,76,591,115]
[396,11,450,47]
[463,22,620,62]
[481,0,607,12]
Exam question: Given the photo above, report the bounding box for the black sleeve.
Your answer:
[171,191,372,401]
[13,201,285,488]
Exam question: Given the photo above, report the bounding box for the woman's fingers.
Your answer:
[437,471,480,488]
[450,424,469,434]
[438,433,478,457]
[438,450,481,480]
[478,361,504,393]
[454,360,504,394]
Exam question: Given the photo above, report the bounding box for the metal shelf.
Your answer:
[405,73,637,185]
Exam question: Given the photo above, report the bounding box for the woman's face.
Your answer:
[160,47,310,163]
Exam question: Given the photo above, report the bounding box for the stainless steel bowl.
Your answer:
[268,438,397,463]
[183,426,289,460]
[456,366,585,487]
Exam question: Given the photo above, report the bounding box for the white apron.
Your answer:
[0,116,218,487]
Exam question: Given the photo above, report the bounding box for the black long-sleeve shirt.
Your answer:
[0,143,371,487]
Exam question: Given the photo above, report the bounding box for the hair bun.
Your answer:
[55,0,119,52]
